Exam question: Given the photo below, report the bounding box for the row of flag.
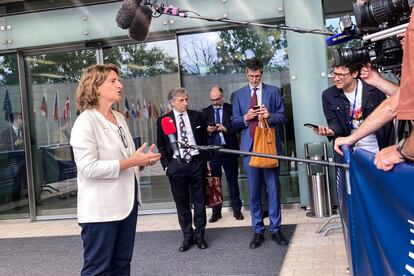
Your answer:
[39,92,71,122]
[123,97,171,120]
[3,89,170,124]
[2,89,71,123]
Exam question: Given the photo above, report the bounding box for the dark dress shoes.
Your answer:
[249,233,265,249]
[208,212,222,223]
[233,211,244,220]
[195,238,208,249]
[272,231,288,246]
[179,239,194,252]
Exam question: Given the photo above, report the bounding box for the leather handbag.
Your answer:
[249,117,279,168]
[205,171,223,207]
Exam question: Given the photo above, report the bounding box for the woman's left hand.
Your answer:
[132,143,161,167]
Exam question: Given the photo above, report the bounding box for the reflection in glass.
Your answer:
[178,28,299,204]
[25,49,96,216]
[0,54,29,219]
[105,41,181,210]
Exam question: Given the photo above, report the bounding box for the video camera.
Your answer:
[329,0,414,74]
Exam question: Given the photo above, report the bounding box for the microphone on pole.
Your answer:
[128,5,153,41]
[161,117,181,164]
[116,0,143,29]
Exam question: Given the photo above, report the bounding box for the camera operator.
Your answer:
[334,8,414,170]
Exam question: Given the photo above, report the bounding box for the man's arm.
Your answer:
[374,130,414,171]
[360,64,399,96]
[334,89,399,155]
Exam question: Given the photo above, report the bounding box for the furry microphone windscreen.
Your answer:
[128,5,153,42]
[116,0,143,30]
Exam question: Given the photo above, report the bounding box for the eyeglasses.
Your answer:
[117,126,128,148]
[331,71,351,79]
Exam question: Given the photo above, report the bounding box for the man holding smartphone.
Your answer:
[314,63,394,154]
[232,58,288,249]
[202,86,243,223]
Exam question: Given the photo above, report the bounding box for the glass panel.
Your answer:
[103,40,180,210]
[24,49,96,216]
[178,27,299,204]
[0,53,29,219]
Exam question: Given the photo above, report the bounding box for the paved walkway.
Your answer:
[0,209,348,276]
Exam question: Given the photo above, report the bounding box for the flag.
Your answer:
[143,99,149,119]
[124,97,130,119]
[136,99,141,118]
[152,102,159,118]
[40,94,48,119]
[3,89,12,121]
[53,92,59,121]
[148,101,152,119]
[131,97,137,119]
[63,94,70,121]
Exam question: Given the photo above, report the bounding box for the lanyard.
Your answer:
[349,80,359,130]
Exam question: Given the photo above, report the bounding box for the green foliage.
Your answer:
[213,27,287,74]
[104,44,178,78]
[0,43,178,86]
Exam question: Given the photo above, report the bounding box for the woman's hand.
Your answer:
[132,143,161,167]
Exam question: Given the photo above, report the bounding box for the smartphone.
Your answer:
[304,123,319,129]
[208,122,217,127]
[252,105,260,110]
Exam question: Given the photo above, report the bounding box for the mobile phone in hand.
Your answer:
[304,123,319,129]
[252,105,260,110]
[208,122,217,127]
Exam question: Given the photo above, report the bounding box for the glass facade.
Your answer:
[0,0,352,220]
[0,54,28,219]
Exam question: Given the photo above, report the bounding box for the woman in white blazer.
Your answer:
[70,64,160,276]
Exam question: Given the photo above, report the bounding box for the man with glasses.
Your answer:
[232,58,288,249]
[314,63,394,154]
[202,86,243,223]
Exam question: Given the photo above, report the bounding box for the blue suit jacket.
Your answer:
[232,83,287,154]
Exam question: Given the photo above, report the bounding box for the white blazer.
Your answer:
[70,109,141,223]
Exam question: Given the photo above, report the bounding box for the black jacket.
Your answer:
[322,79,394,150]
[201,103,239,150]
[156,110,207,170]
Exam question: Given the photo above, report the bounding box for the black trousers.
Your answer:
[79,198,138,275]
[210,151,242,214]
[167,155,207,240]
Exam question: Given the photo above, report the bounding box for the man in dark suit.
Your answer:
[156,87,208,252]
[0,112,27,207]
[202,86,243,223]
[232,58,288,249]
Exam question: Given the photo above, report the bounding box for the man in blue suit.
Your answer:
[232,58,288,249]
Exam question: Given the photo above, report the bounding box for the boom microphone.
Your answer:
[161,117,181,164]
[128,5,153,41]
[116,0,142,30]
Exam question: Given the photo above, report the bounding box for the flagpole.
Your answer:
[44,90,51,145]
[57,92,63,144]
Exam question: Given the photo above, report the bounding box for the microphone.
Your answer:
[116,0,143,30]
[128,5,153,41]
[325,28,357,46]
[161,117,181,164]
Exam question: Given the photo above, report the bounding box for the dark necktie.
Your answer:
[179,113,192,163]
[249,88,258,139]
[214,108,222,145]
[17,129,22,139]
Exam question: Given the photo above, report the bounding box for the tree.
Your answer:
[212,27,288,74]
[105,44,178,78]
[179,37,216,75]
